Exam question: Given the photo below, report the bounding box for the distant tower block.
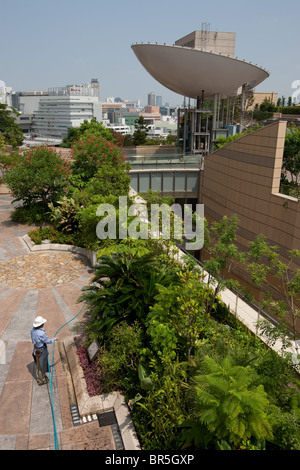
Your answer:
[148,92,155,106]
[175,27,236,58]
[91,78,100,99]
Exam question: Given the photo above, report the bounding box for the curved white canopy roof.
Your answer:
[131,43,269,99]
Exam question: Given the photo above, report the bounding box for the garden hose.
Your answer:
[47,299,88,450]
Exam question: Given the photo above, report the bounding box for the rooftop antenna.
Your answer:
[200,22,211,48]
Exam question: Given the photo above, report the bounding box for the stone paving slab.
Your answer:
[0,252,90,289]
[0,196,121,450]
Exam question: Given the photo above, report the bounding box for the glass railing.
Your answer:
[127,153,203,169]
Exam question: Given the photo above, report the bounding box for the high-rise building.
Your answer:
[156,95,162,107]
[148,92,155,106]
[90,78,100,99]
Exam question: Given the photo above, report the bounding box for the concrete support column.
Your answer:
[239,84,246,133]
[212,93,218,131]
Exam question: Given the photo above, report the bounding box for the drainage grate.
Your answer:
[111,423,124,450]
[97,410,117,427]
[70,404,81,426]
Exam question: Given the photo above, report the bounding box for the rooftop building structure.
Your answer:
[248,91,278,110]
[175,26,236,57]
[132,29,269,155]
[0,80,13,107]
[32,81,102,139]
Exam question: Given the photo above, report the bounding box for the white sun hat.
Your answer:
[33,316,47,328]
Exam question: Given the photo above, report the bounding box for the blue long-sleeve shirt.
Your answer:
[30,328,55,354]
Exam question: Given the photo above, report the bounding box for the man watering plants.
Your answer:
[30,316,56,385]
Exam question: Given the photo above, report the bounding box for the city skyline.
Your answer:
[2,0,300,106]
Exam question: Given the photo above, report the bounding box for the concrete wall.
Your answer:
[199,121,300,268]
[248,91,278,110]
[175,31,236,57]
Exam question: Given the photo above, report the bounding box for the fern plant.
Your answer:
[183,355,274,449]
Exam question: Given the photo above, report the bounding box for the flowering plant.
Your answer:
[3,146,71,206]
[28,225,84,247]
[77,345,104,396]
[70,134,129,184]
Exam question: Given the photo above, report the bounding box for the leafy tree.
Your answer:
[3,146,71,207]
[282,125,300,183]
[202,214,245,314]
[70,133,128,185]
[61,119,115,147]
[0,103,23,148]
[270,406,300,450]
[253,98,276,121]
[132,116,149,146]
[147,269,211,362]
[246,234,300,352]
[81,164,131,200]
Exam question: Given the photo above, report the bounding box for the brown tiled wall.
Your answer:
[199,121,300,267]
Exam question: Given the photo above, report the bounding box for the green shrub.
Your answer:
[11,203,50,225]
[96,321,144,395]
[280,106,300,115]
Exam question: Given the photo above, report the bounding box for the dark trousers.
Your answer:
[33,346,49,385]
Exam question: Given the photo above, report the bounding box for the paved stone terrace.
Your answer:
[0,195,117,450]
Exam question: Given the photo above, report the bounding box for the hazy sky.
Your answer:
[2,0,300,106]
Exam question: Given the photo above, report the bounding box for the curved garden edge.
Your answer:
[20,233,141,450]
[21,233,97,266]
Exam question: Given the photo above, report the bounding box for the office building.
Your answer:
[148,92,155,106]
[0,80,13,107]
[32,82,102,139]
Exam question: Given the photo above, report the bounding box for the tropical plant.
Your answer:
[183,355,274,449]
[48,196,79,233]
[134,360,188,450]
[78,250,177,342]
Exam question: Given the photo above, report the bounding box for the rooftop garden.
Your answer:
[0,120,299,450]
